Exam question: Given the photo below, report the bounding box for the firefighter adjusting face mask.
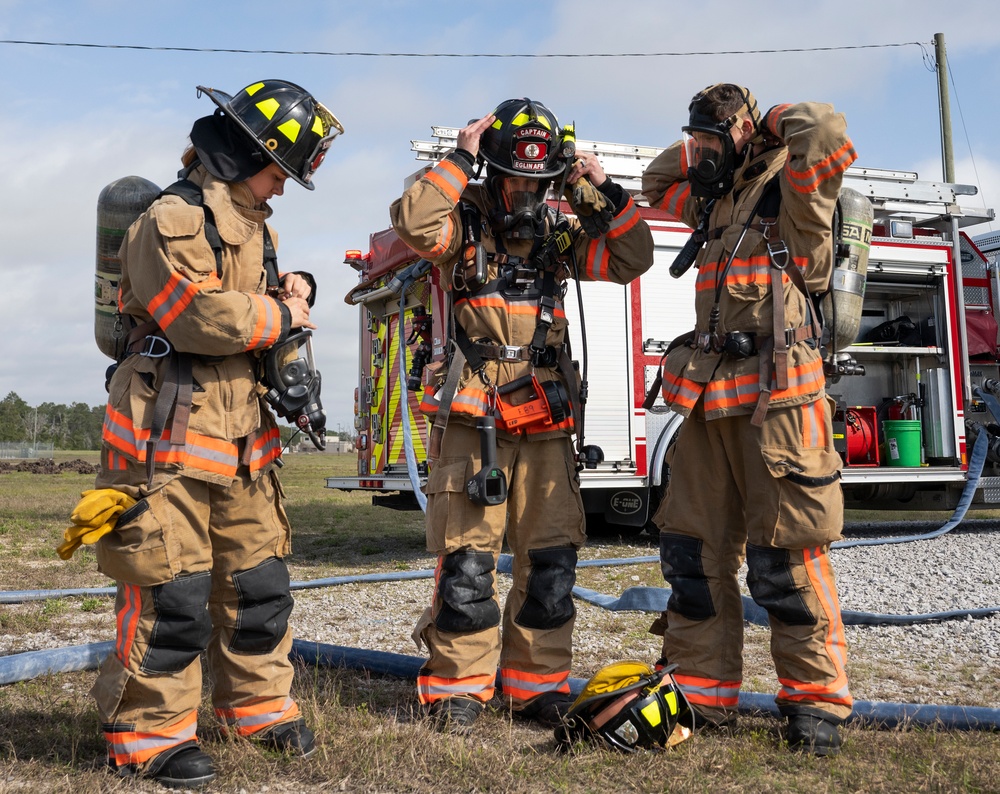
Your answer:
[488,175,549,239]
[682,123,742,200]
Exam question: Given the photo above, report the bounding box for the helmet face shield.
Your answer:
[487,174,550,239]
[300,101,344,185]
[683,121,739,199]
[683,127,731,185]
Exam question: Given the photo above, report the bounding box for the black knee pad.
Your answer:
[142,572,212,673]
[230,556,293,654]
[660,533,715,621]
[435,550,501,633]
[745,544,816,626]
[516,546,578,630]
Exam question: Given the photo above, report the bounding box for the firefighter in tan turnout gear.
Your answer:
[642,84,856,755]
[391,98,654,733]
[87,80,343,788]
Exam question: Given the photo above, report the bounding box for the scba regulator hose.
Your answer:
[1,639,998,732]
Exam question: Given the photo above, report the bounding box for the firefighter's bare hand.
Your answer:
[566,152,608,187]
[280,272,312,301]
[456,113,496,159]
[284,296,316,330]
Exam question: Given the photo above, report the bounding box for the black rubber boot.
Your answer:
[785,714,842,757]
[690,708,738,733]
[256,717,317,758]
[514,692,575,728]
[113,740,217,789]
[427,696,485,734]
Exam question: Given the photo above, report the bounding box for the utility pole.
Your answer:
[934,32,955,183]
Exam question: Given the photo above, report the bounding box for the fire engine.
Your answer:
[326,126,1000,531]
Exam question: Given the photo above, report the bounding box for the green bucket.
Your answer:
[883,419,922,467]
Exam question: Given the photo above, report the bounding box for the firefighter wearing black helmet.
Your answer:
[642,84,857,756]
[86,80,342,788]
[390,98,655,734]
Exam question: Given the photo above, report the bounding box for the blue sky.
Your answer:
[2,0,999,436]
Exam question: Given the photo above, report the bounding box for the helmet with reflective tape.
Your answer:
[555,661,693,752]
[479,98,571,179]
[197,80,344,189]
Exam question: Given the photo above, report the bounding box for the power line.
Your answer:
[0,38,927,58]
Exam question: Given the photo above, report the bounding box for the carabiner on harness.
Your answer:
[139,334,172,358]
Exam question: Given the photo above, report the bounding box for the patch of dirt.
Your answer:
[0,458,99,475]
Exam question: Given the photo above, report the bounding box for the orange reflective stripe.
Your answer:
[765,103,793,128]
[457,295,566,319]
[244,294,282,351]
[790,545,853,708]
[584,237,611,280]
[105,710,198,766]
[800,400,828,447]
[147,271,221,331]
[662,371,703,412]
[605,197,641,240]
[786,139,858,194]
[115,583,141,665]
[672,674,741,708]
[416,672,496,704]
[103,406,240,478]
[701,357,826,414]
[499,668,570,701]
[424,159,468,205]
[216,698,299,737]
[703,373,760,412]
[249,427,282,473]
[658,181,690,221]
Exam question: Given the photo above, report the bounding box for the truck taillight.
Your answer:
[356,433,368,450]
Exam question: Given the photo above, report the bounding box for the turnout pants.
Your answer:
[414,423,586,709]
[650,396,853,724]
[90,466,300,767]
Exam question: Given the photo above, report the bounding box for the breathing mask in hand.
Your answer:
[262,328,327,449]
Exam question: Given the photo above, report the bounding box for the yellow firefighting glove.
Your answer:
[564,177,614,240]
[57,489,137,560]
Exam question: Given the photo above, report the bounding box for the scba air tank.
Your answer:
[823,186,874,350]
[95,176,161,359]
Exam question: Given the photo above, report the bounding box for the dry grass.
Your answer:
[1,451,999,792]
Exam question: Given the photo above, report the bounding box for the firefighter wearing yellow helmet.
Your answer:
[390,98,655,733]
[642,84,856,756]
[86,80,342,788]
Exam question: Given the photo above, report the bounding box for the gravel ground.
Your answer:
[3,520,999,710]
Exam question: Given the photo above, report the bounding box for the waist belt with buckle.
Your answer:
[474,342,561,365]
[692,327,815,356]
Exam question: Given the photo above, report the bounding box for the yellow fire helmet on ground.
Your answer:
[555,661,694,752]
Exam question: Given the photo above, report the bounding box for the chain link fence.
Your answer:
[0,442,55,459]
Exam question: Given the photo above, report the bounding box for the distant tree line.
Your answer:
[0,392,105,450]
[0,391,318,452]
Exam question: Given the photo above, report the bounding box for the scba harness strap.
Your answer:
[643,175,824,424]
[122,179,284,486]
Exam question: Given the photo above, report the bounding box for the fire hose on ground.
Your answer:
[3,402,1000,729]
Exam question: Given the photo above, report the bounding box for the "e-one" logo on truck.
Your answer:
[610,492,642,515]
